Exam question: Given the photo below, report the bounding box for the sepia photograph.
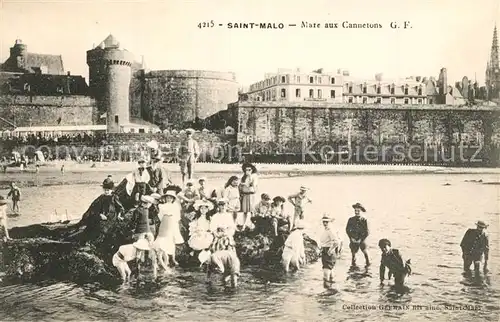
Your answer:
[0,0,499,321]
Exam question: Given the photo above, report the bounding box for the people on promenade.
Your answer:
[239,163,258,231]
[179,129,200,184]
[0,196,11,241]
[346,203,370,267]
[7,182,21,215]
[378,238,412,290]
[288,186,312,230]
[460,220,489,274]
[320,214,342,285]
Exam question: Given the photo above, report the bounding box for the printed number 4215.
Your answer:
[198,21,215,28]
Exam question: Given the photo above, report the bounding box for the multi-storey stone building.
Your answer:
[245,68,345,103]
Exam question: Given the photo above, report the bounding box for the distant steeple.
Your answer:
[490,25,499,69]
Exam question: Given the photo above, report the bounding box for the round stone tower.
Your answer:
[86,35,134,133]
[10,39,27,70]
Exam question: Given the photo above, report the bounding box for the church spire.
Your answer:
[490,25,499,68]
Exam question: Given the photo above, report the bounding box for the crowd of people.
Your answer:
[0,131,491,290]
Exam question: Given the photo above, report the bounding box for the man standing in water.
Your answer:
[460,220,489,274]
[346,203,370,267]
[179,129,200,185]
[7,182,21,215]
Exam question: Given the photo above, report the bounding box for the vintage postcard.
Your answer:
[0,0,499,321]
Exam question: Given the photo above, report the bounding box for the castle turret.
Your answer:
[10,39,27,70]
[86,34,134,133]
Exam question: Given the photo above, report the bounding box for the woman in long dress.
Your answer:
[188,200,215,252]
[153,190,184,273]
[239,163,258,230]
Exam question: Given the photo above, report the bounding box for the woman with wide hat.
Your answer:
[73,177,125,244]
[239,163,258,230]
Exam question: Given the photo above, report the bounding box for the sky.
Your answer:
[1,0,499,89]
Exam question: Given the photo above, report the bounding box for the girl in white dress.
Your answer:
[222,176,241,225]
[153,190,184,273]
[188,200,215,251]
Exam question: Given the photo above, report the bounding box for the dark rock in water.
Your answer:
[1,182,320,284]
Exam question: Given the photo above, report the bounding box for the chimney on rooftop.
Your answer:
[67,71,71,76]
[415,76,422,82]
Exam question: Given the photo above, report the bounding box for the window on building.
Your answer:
[296,89,301,98]
[348,97,353,103]
[391,98,396,104]
[377,87,381,94]
[376,97,382,104]
[404,98,409,104]
[115,115,119,123]
[318,89,322,98]
[138,128,145,133]
[418,88,423,95]
[318,77,322,84]
[281,109,287,118]
[330,90,335,98]
[429,98,433,104]
[281,76,286,83]
[297,76,300,83]
[309,77,314,84]
[390,87,395,94]
[348,86,353,94]
[404,87,409,95]
[363,86,367,94]
[273,77,277,84]
[362,97,368,104]
[309,89,314,98]
[331,77,336,84]
[417,98,422,104]
[281,88,286,98]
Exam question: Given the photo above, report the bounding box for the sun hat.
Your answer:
[476,220,488,228]
[185,128,195,134]
[194,199,214,211]
[101,178,115,189]
[273,196,285,203]
[138,159,146,164]
[241,162,257,174]
[198,177,207,183]
[352,203,366,212]
[132,238,151,251]
[163,190,177,199]
[321,214,334,222]
[217,198,227,205]
[186,179,195,186]
[300,186,308,191]
[198,250,211,265]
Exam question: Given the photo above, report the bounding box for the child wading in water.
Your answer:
[378,238,412,290]
[112,239,150,284]
[320,214,342,285]
[288,186,312,230]
[346,202,370,267]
